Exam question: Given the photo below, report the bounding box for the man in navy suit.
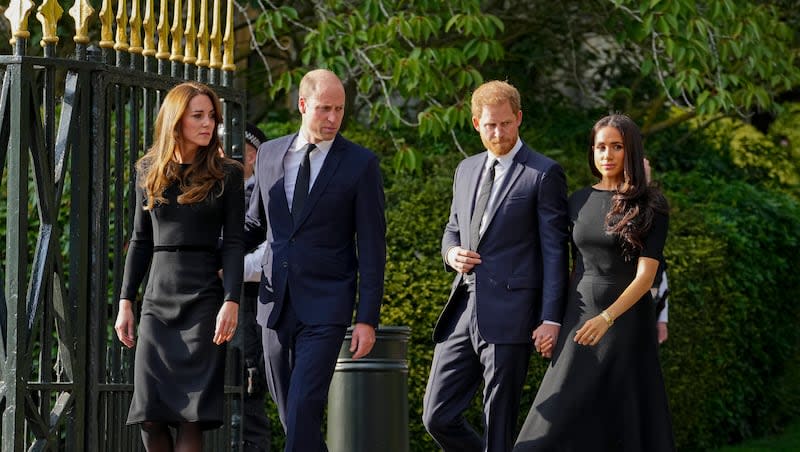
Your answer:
[422,80,569,452]
[244,69,386,452]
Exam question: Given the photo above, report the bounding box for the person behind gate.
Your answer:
[243,68,387,452]
[422,80,570,452]
[236,122,272,452]
[115,81,245,452]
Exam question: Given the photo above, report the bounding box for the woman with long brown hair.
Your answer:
[114,81,244,451]
[515,114,675,451]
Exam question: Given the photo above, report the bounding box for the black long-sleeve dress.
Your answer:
[514,187,675,451]
[120,163,244,429]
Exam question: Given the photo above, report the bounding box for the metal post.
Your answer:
[2,60,32,452]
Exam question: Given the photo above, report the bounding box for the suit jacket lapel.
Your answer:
[478,147,528,244]
[292,134,344,230]
[267,134,295,219]
[463,154,486,250]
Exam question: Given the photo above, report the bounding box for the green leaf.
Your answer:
[664,38,675,58]
[477,41,489,63]
[696,90,710,107]
[445,14,460,32]
[469,68,483,86]
[665,12,679,31]
[358,75,374,94]
[279,6,299,21]
[641,58,654,76]
[656,16,670,35]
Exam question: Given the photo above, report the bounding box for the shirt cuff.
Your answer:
[446,246,459,268]
[542,320,561,326]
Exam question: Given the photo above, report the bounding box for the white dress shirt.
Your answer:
[244,240,267,282]
[283,134,333,210]
[477,138,523,235]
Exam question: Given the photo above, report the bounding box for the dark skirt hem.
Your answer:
[126,417,223,431]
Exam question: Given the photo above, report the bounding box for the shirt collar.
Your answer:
[293,133,334,154]
[485,137,522,169]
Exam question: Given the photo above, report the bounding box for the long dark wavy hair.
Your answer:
[588,114,668,259]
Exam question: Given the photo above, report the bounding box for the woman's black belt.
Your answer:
[152,245,217,253]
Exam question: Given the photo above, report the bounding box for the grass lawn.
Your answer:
[715,418,800,451]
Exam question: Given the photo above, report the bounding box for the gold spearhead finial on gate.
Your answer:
[222,0,235,71]
[98,0,114,49]
[183,0,197,65]
[5,0,36,43]
[209,0,222,69]
[170,0,184,62]
[114,0,129,51]
[142,0,156,57]
[155,0,169,59]
[129,0,143,54]
[68,0,95,45]
[196,0,210,68]
[36,0,64,48]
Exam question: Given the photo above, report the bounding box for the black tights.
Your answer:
[141,421,203,452]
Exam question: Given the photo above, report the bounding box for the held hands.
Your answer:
[447,246,482,274]
[574,314,612,346]
[349,323,376,359]
[213,301,239,345]
[115,299,137,348]
[533,323,560,358]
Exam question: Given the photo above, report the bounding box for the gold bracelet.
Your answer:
[600,310,614,327]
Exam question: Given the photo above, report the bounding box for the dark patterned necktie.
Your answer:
[291,143,315,224]
[469,159,498,249]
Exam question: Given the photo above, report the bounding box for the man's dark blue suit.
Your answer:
[244,132,386,451]
[423,141,569,452]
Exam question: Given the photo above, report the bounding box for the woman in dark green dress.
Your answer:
[514,114,675,451]
[114,82,244,452]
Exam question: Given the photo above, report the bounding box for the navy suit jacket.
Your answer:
[244,133,386,329]
[436,142,569,344]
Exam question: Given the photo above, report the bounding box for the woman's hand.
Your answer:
[115,299,137,348]
[574,315,611,346]
[213,301,239,345]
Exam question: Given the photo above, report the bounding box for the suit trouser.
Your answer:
[423,286,532,452]
[260,292,346,452]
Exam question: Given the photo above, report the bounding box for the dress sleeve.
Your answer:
[120,185,154,300]
[221,164,245,302]
[641,211,669,261]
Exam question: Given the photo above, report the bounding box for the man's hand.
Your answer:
[532,323,560,358]
[446,246,482,274]
[657,321,668,344]
[350,323,376,359]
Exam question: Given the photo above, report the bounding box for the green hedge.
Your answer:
[659,173,800,449]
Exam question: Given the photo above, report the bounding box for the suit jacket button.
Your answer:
[281,261,288,268]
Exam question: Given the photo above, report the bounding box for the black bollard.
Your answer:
[327,325,411,452]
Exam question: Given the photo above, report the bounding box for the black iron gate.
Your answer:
[0,0,248,450]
